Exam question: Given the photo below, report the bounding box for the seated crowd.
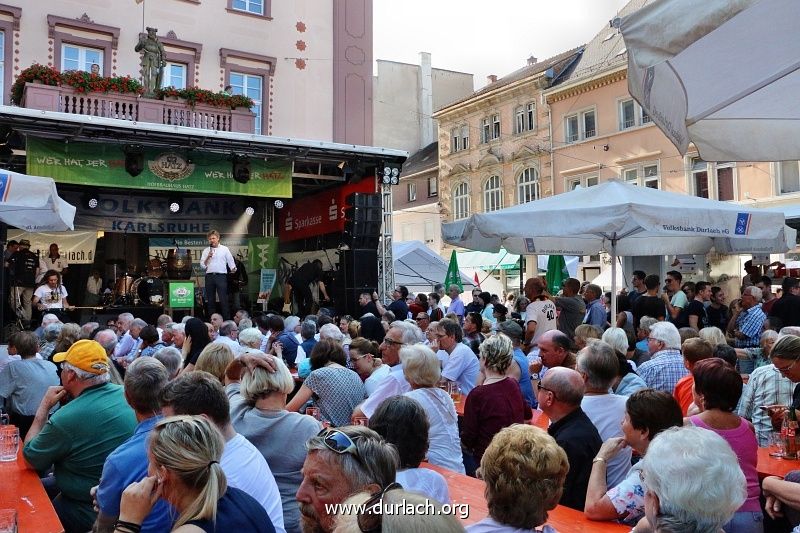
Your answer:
[0,269,799,533]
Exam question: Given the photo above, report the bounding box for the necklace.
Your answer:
[483,375,506,385]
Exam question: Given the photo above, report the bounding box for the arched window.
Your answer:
[517,167,540,204]
[483,175,503,212]
[453,182,471,220]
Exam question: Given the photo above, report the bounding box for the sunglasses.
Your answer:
[319,428,362,461]
[536,382,558,400]
[357,482,403,533]
[381,338,406,347]
[415,316,429,321]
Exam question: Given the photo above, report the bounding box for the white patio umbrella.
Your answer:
[442,179,796,317]
[618,0,800,161]
[0,169,75,231]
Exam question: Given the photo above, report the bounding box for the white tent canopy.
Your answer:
[619,0,800,161]
[442,179,795,316]
[392,240,474,294]
[0,169,75,231]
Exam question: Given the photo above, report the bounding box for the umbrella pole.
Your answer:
[610,238,617,322]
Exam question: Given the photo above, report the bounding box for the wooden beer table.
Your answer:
[421,462,627,532]
[757,446,800,479]
[0,449,63,532]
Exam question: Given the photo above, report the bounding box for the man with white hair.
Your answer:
[352,321,421,420]
[23,340,136,532]
[171,322,186,350]
[112,313,135,359]
[636,321,688,393]
[35,313,61,341]
[728,285,766,350]
[214,320,243,356]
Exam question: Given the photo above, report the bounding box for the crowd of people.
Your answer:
[1,265,800,532]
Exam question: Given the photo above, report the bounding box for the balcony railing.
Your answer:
[21,82,256,134]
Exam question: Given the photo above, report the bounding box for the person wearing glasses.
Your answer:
[414,312,431,333]
[296,425,399,533]
[636,321,688,394]
[351,321,421,421]
[349,337,388,396]
[661,270,689,329]
[214,320,243,357]
[536,367,601,511]
[23,340,137,533]
[118,415,275,533]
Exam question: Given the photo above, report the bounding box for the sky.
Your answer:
[374,0,631,89]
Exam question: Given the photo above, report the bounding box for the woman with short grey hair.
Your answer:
[238,327,264,350]
[400,344,465,473]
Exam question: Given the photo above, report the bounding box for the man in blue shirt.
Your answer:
[582,284,606,330]
[93,357,172,532]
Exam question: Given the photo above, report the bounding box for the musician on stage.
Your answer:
[284,258,329,317]
[32,270,74,322]
[200,229,236,319]
[228,255,248,311]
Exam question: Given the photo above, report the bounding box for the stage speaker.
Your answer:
[332,249,379,317]
[344,193,381,249]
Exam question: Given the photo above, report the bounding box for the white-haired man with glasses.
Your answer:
[351,321,422,421]
[296,426,399,533]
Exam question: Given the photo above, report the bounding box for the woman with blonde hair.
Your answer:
[225,352,321,533]
[698,326,727,348]
[117,415,274,532]
[467,424,567,532]
[462,334,531,476]
[53,322,81,356]
[195,344,235,383]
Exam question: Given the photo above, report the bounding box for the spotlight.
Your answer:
[380,163,402,185]
[123,144,145,177]
[88,198,98,209]
[245,206,255,216]
[232,155,251,184]
[82,193,99,209]
[168,197,182,213]
[274,199,284,209]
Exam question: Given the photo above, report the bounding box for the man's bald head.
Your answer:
[539,329,570,346]
[541,367,584,406]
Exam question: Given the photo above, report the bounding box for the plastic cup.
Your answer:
[0,426,18,462]
[305,407,321,421]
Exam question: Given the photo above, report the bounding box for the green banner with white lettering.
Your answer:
[26,137,292,198]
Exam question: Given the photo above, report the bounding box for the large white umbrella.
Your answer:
[442,179,796,316]
[0,169,75,231]
[618,0,800,161]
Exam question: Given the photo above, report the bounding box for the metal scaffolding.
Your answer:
[377,183,394,302]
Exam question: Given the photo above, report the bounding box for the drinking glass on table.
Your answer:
[769,431,786,458]
[305,406,321,421]
[0,426,19,462]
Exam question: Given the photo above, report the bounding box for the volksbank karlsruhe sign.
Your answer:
[27,137,292,198]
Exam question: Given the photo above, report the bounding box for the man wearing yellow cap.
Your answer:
[23,340,136,533]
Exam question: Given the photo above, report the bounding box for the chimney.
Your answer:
[527,55,538,66]
[487,74,497,84]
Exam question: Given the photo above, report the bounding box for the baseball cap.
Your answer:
[52,339,110,375]
[18,239,30,247]
[497,319,523,341]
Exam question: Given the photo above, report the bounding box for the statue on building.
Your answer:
[135,27,166,97]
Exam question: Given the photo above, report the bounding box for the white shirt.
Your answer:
[214,335,243,357]
[396,467,450,504]
[86,276,103,295]
[42,255,69,273]
[360,364,411,418]
[222,433,286,533]
[365,364,391,396]
[33,284,68,309]
[440,343,479,395]
[405,388,465,473]
[581,394,632,488]
[200,243,236,274]
[525,299,557,345]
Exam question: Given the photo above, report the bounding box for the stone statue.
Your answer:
[135,27,166,97]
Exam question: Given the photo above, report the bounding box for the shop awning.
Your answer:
[457,249,520,271]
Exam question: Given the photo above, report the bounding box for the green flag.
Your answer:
[444,250,464,292]
[546,255,568,294]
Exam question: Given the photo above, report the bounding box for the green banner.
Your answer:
[26,137,292,198]
[247,237,279,303]
[444,250,464,292]
[168,281,195,308]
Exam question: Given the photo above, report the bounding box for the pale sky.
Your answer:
[374,0,631,89]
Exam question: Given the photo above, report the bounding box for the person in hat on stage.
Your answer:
[7,239,40,328]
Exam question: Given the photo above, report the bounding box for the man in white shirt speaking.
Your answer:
[200,229,236,320]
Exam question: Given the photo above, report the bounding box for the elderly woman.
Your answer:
[53,323,81,358]
[637,426,746,532]
[225,352,322,533]
[634,316,659,365]
[238,327,264,352]
[195,343,235,383]
[286,339,365,427]
[39,322,63,360]
[462,333,532,475]
[400,344,465,473]
[603,327,647,396]
[349,337,389,395]
[735,329,779,371]
[118,415,274,532]
[584,389,683,525]
[370,395,450,504]
[466,425,567,532]
[687,358,762,532]
[574,324,602,352]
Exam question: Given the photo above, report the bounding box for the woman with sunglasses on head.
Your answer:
[117,415,274,532]
[349,337,389,396]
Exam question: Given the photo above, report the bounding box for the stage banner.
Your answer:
[9,230,97,264]
[168,281,195,308]
[257,269,277,303]
[27,137,292,198]
[247,237,279,303]
[62,191,261,235]
[149,236,251,273]
[277,179,376,242]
